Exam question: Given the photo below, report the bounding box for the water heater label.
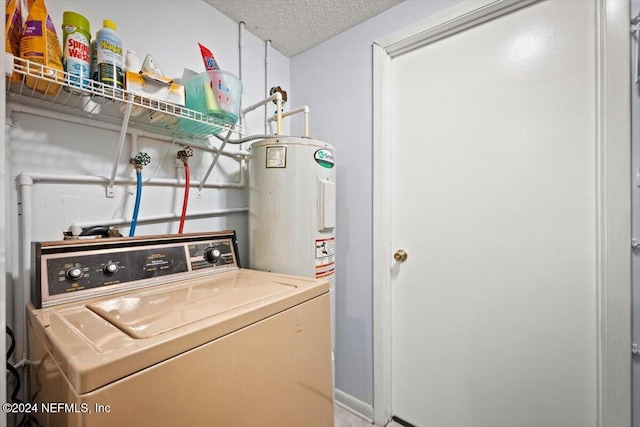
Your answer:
[314,149,335,168]
[315,237,335,278]
[266,146,287,168]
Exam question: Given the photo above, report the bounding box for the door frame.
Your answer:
[371,0,631,425]
[0,5,7,426]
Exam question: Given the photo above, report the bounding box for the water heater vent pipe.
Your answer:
[239,22,245,132]
[267,106,309,137]
[265,40,271,134]
[242,91,282,134]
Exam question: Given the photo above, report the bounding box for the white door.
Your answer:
[388,1,626,426]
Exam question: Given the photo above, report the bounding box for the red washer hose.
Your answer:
[178,162,190,234]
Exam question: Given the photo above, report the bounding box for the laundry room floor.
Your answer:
[334,404,403,427]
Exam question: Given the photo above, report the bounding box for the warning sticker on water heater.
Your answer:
[315,237,335,279]
[266,146,287,168]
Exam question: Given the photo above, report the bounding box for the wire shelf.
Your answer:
[6,55,238,139]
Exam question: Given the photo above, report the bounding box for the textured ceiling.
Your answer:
[204,0,403,57]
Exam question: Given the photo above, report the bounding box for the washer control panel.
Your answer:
[189,241,234,270]
[32,231,240,308]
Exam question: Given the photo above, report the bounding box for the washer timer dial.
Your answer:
[103,262,119,275]
[66,267,84,281]
[204,247,222,264]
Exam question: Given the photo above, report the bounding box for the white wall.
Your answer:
[5,0,289,380]
[290,0,461,407]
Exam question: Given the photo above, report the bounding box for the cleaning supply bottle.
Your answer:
[90,31,98,81]
[96,19,124,89]
[62,11,91,90]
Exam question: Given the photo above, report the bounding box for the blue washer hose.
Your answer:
[129,170,142,237]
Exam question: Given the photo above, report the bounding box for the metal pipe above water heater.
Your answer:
[264,40,271,134]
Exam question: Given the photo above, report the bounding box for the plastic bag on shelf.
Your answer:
[20,0,64,95]
[5,0,23,82]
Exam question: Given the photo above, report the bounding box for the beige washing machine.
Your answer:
[27,231,334,427]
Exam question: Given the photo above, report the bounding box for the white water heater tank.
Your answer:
[248,137,336,347]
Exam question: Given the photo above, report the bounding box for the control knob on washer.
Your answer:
[204,247,222,264]
[104,262,119,275]
[66,267,84,281]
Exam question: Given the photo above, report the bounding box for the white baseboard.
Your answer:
[335,388,374,422]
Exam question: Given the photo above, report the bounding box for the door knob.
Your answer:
[394,249,408,262]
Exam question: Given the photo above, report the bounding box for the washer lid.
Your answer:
[86,274,294,338]
[28,269,328,394]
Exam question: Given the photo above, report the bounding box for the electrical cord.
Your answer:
[79,226,122,238]
[79,225,110,237]
[6,326,15,360]
[7,363,21,403]
[6,327,21,403]
[18,413,30,427]
[6,326,30,426]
